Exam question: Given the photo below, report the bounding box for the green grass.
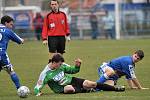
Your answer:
[0,39,150,100]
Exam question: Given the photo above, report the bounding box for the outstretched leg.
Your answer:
[83,80,125,92]
[10,71,21,89]
[3,65,21,89]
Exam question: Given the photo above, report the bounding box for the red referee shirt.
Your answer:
[42,11,70,40]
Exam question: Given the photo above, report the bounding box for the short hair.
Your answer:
[134,50,144,60]
[50,0,59,4]
[1,15,14,25]
[49,53,64,63]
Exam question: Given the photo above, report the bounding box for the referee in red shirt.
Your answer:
[42,0,70,58]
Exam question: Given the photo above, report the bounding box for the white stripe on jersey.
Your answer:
[35,62,70,89]
[36,64,51,86]
[35,64,51,90]
[13,32,23,42]
[128,65,136,79]
[62,62,71,67]
[0,24,6,28]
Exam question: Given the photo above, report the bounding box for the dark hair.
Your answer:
[1,15,14,25]
[50,0,59,4]
[48,53,64,63]
[135,50,144,60]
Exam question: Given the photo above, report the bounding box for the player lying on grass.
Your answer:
[97,50,149,90]
[34,53,125,96]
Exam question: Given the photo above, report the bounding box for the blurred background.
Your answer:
[0,0,150,40]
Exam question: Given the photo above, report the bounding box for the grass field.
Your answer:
[0,39,150,100]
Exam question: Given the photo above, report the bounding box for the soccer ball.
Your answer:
[17,86,30,98]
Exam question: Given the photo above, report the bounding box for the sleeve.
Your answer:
[125,65,136,80]
[42,16,48,40]
[34,65,51,95]
[62,64,80,74]
[64,13,70,36]
[6,29,23,44]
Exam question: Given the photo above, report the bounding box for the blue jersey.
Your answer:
[0,24,22,53]
[0,24,22,67]
[107,56,136,80]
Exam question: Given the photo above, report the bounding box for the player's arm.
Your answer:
[130,78,149,89]
[7,30,24,44]
[34,82,45,96]
[34,65,51,96]
[127,65,149,89]
[127,78,148,89]
[63,58,82,74]
[42,16,48,45]
[34,77,50,96]
[64,13,71,42]
[34,76,46,96]
[127,79,138,89]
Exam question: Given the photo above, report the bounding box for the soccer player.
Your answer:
[97,50,149,89]
[34,53,125,96]
[0,15,24,90]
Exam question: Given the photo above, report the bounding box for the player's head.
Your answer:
[132,50,144,63]
[49,0,59,13]
[49,53,64,68]
[1,15,14,29]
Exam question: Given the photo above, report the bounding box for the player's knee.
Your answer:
[83,80,97,88]
[2,65,14,74]
[105,68,115,76]
[64,85,75,93]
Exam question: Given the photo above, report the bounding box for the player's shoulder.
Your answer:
[118,56,131,60]
[46,11,66,18]
[120,56,132,64]
[62,62,71,67]
[1,27,13,35]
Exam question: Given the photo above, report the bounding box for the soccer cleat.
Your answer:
[81,88,96,93]
[115,86,125,92]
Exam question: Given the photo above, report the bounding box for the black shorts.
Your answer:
[70,77,85,93]
[48,36,66,54]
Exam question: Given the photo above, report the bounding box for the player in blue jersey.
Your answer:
[97,50,149,90]
[0,15,24,90]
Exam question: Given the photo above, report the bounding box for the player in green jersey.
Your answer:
[34,53,125,96]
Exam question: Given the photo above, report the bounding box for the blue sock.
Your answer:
[10,72,21,89]
[96,74,108,91]
[97,75,107,83]
[97,73,109,83]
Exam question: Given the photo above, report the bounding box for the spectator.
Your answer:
[102,11,115,39]
[33,12,43,41]
[90,12,99,39]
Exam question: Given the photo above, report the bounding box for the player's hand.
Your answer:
[43,40,48,45]
[131,87,149,90]
[36,92,43,96]
[141,87,149,90]
[21,38,24,44]
[75,58,82,67]
[66,35,71,42]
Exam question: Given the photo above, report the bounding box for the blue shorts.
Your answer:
[98,63,119,82]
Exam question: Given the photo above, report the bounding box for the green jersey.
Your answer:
[34,63,80,94]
